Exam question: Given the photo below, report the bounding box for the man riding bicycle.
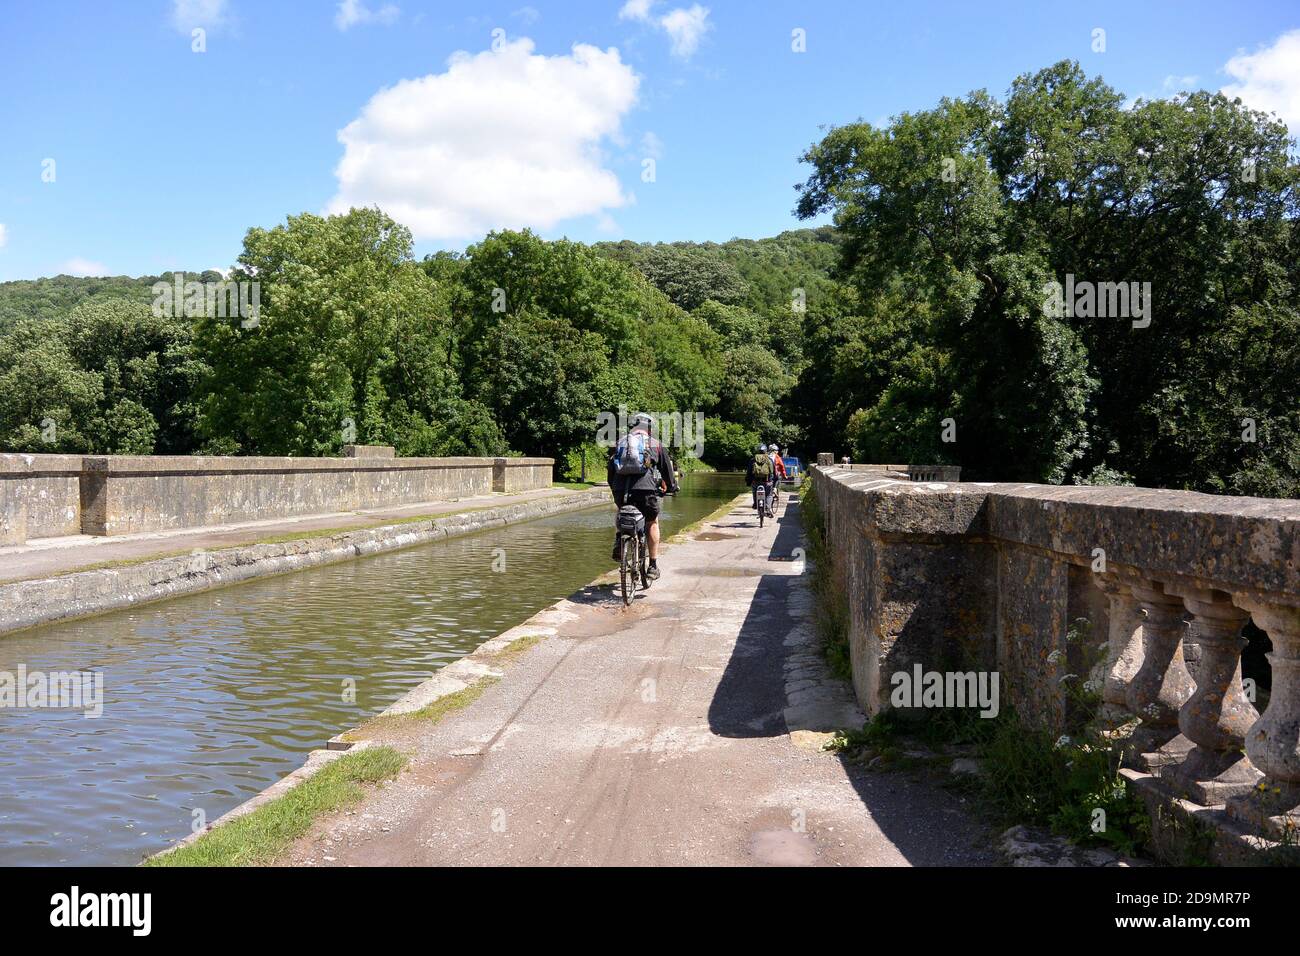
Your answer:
[770,443,789,483]
[746,443,775,514]
[608,412,678,580]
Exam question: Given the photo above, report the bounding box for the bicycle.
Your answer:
[770,479,781,515]
[615,504,649,606]
[755,482,770,528]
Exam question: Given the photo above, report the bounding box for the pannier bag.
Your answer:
[617,504,646,535]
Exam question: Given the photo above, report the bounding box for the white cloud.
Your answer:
[335,0,400,31]
[57,258,110,277]
[171,0,228,33]
[0,224,7,249]
[1162,74,1199,92]
[618,0,655,20]
[511,6,541,24]
[327,38,640,240]
[641,131,664,158]
[1221,29,1300,132]
[658,5,710,58]
[619,1,711,59]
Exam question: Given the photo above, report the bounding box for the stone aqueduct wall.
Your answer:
[0,451,553,543]
[810,463,1300,851]
[0,454,83,544]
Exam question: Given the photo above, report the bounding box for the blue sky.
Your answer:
[1,0,1298,281]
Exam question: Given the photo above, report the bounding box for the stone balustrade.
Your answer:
[809,464,1300,852]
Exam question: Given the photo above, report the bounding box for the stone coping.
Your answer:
[0,453,84,476]
[815,466,1300,600]
[0,453,553,477]
[80,454,552,474]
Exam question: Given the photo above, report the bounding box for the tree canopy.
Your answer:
[1,60,1294,496]
[794,59,1299,495]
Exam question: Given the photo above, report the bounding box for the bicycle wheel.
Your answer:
[620,534,635,606]
[758,489,766,528]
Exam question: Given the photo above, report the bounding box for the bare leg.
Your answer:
[648,518,660,560]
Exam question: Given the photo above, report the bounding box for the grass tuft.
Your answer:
[146,745,407,867]
[407,677,498,722]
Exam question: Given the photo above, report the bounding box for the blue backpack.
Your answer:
[614,431,652,476]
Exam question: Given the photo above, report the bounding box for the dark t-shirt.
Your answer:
[608,430,676,500]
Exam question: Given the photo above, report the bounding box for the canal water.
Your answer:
[0,473,744,866]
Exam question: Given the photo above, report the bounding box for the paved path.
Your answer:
[283,492,997,866]
[0,486,582,584]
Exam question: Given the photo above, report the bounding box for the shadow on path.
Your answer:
[705,493,997,865]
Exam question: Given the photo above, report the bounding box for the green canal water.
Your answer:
[0,473,744,866]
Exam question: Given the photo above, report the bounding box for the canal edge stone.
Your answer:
[0,487,612,638]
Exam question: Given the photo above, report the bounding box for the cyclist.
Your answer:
[608,412,678,580]
[746,443,774,514]
[770,443,789,483]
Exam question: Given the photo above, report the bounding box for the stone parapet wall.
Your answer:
[496,458,553,494]
[811,466,1299,720]
[0,453,555,541]
[0,454,83,545]
[809,464,1300,857]
[830,461,962,482]
[341,444,396,458]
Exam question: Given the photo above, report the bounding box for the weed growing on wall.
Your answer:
[800,480,852,680]
[829,616,1150,856]
[981,619,1148,853]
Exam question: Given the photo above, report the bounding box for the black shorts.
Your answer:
[626,490,662,521]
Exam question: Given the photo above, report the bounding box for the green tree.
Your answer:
[195,208,445,455]
[796,59,1299,491]
[0,299,205,454]
[700,417,761,470]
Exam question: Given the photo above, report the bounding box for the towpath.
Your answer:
[280,491,996,866]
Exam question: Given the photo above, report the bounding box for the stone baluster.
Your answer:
[1227,598,1300,839]
[1093,573,1144,725]
[1124,581,1195,766]
[1162,585,1259,802]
